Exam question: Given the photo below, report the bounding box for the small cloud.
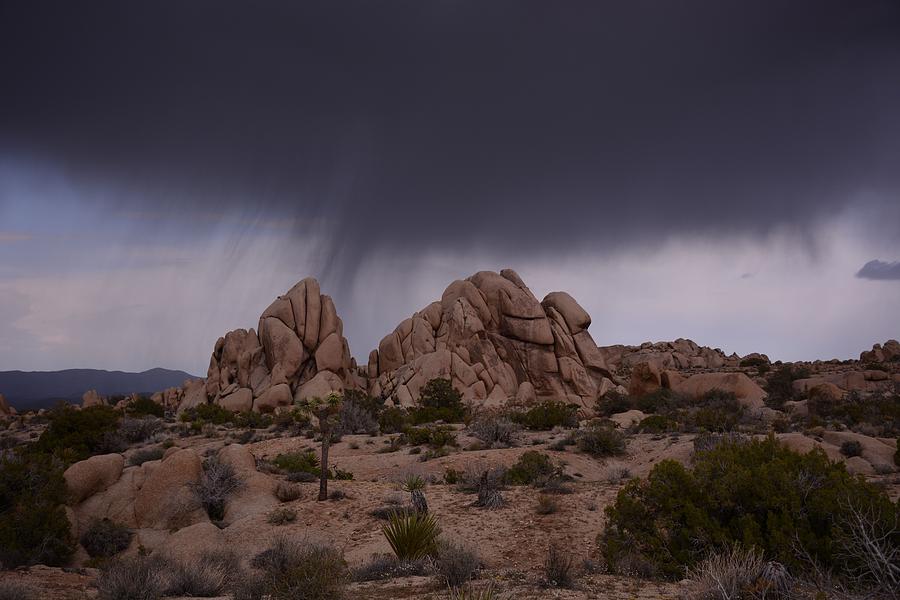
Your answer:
[0,232,32,243]
[740,272,755,279]
[855,259,900,281]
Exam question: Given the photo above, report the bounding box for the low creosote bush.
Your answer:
[119,416,163,443]
[244,537,348,600]
[34,403,122,462]
[96,554,170,600]
[382,511,441,561]
[274,450,321,475]
[193,456,243,521]
[80,518,133,558]
[468,415,520,446]
[504,451,560,486]
[433,539,481,588]
[575,424,627,457]
[410,378,468,424]
[0,451,74,568]
[636,414,673,434]
[509,400,579,430]
[124,396,165,418]
[599,435,899,581]
[351,553,429,582]
[267,507,298,525]
[378,407,410,434]
[274,481,302,502]
[402,425,457,449]
[543,544,576,588]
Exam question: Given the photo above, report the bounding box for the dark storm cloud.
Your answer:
[2,0,900,280]
[856,260,900,281]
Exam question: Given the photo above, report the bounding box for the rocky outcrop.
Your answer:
[81,389,106,408]
[366,269,613,414]
[601,338,739,372]
[199,277,355,413]
[133,448,205,529]
[64,453,125,504]
[0,393,12,416]
[674,372,767,409]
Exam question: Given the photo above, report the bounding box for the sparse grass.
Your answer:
[536,494,559,515]
[166,551,235,597]
[79,518,133,558]
[434,539,481,588]
[382,511,441,561]
[129,446,164,466]
[246,537,348,600]
[683,545,792,600]
[274,481,302,502]
[0,581,35,600]
[447,584,496,600]
[351,553,430,581]
[96,554,170,600]
[543,544,575,588]
[267,507,298,525]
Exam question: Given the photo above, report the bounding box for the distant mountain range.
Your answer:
[0,368,200,412]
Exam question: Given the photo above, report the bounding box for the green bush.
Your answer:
[509,401,579,430]
[0,452,75,567]
[402,425,457,448]
[764,364,809,410]
[411,378,467,424]
[339,389,382,435]
[807,390,900,436]
[232,411,273,429]
[633,389,681,415]
[575,424,627,457]
[180,403,233,425]
[595,391,631,417]
[599,435,898,580]
[245,538,348,600]
[34,404,122,462]
[505,451,560,486]
[637,415,673,434]
[684,390,744,433]
[80,518,133,558]
[840,440,863,458]
[382,511,441,561]
[273,450,321,475]
[379,407,410,434]
[125,396,164,418]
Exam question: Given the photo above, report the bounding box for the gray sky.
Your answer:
[1,1,899,374]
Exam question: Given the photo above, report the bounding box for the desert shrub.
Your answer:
[411,378,467,424]
[683,545,792,600]
[402,425,457,448]
[382,511,441,561]
[575,423,627,457]
[685,390,745,433]
[809,391,900,436]
[447,585,496,600]
[637,414,673,434]
[505,451,559,486]
[351,553,429,581]
[468,415,519,446]
[471,469,505,509]
[119,416,163,443]
[233,411,273,430]
[509,400,579,430]
[129,446,165,466]
[692,432,749,456]
[193,456,243,520]
[338,389,381,435]
[80,518,133,558]
[595,390,631,417]
[633,388,682,415]
[370,505,415,520]
[599,435,898,580]
[34,404,121,461]
[96,554,170,600]
[180,403,233,425]
[0,451,74,567]
[331,467,353,480]
[443,467,463,485]
[536,495,559,515]
[166,552,235,597]
[401,474,426,492]
[268,507,298,525]
[543,544,575,588]
[0,581,35,600]
[286,471,318,483]
[274,481,302,502]
[378,407,410,434]
[246,538,348,599]
[739,357,770,370]
[764,364,808,410]
[840,440,863,458]
[274,450,321,475]
[125,395,165,418]
[434,539,481,588]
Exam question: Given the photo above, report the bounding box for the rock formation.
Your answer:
[860,339,900,363]
[201,277,356,413]
[0,393,13,416]
[366,269,613,414]
[81,389,106,408]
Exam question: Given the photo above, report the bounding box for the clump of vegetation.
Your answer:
[447,584,496,600]
[574,423,627,457]
[536,495,559,515]
[509,400,579,430]
[382,511,441,561]
[119,416,163,443]
[505,451,561,486]
[125,395,165,418]
[595,390,631,417]
[274,482,302,502]
[400,474,426,492]
[267,507,297,525]
[0,581,35,600]
[840,440,864,458]
[683,545,792,600]
[338,389,382,435]
[764,364,809,410]
[468,414,519,447]
[193,456,243,521]
[808,390,900,436]
[378,407,410,434]
[242,538,348,599]
[471,468,506,510]
[600,435,899,581]
[232,411,273,430]
[433,539,481,588]
[273,450,321,475]
[35,404,122,461]
[402,425,457,448]
[80,519,133,558]
[95,554,170,600]
[166,552,236,598]
[129,446,165,466]
[543,544,575,588]
[351,553,429,582]
[0,451,74,567]
[692,432,748,456]
[411,378,467,424]
[180,402,233,425]
[636,414,673,434]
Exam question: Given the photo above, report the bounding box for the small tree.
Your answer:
[298,392,343,501]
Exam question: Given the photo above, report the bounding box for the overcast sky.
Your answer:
[1,1,899,375]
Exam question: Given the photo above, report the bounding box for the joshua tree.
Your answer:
[299,392,343,501]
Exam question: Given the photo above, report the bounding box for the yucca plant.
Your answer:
[400,474,426,492]
[381,511,441,561]
[447,583,495,600]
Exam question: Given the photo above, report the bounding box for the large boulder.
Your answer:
[674,372,767,409]
[0,393,11,416]
[366,269,610,414]
[134,449,205,530]
[628,362,661,397]
[81,389,106,408]
[64,453,125,504]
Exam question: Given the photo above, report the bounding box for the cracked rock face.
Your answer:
[367,269,613,414]
[202,278,355,413]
